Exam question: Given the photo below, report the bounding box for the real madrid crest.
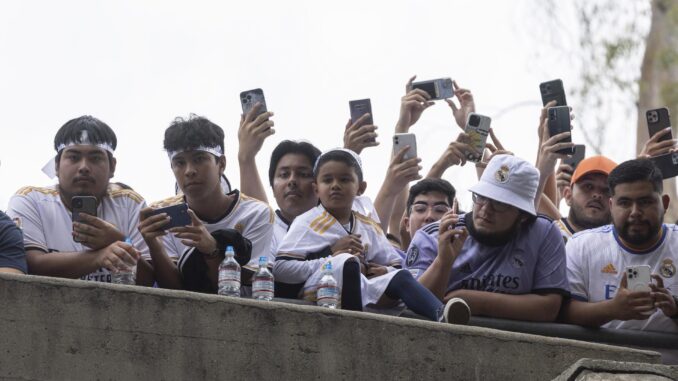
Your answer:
[494,165,510,183]
[659,258,675,278]
[234,223,244,233]
[406,246,419,267]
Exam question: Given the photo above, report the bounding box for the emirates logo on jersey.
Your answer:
[601,263,618,274]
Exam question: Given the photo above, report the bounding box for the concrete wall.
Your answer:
[0,273,660,381]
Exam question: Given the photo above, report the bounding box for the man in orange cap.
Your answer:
[554,155,618,241]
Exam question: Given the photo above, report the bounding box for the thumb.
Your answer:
[619,274,628,289]
[187,209,201,227]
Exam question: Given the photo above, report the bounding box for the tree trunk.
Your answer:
[636,0,678,223]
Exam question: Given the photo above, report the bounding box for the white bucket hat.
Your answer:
[468,154,539,216]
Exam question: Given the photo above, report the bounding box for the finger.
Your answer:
[558,163,574,173]
[187,209,202,227]
[173,232,202,242]
[78,214,106,228]
[142,217,171,233]
[488,128,505,151]
[452,198,459,214]
[648,127,672,142]
[392,145,412,163]
[345,118,352,131]
[112,245,137,266]
[650,274,665,288]
[445,98,459,112]
[406,75,416,92]
[139,207,156,220]
[244,103,263,123]
[252,111,274,126]
[404,93,429,103]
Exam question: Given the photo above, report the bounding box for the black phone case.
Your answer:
[540,79,567,107]
[650,152,678,179]
[240,88,267,116]
[151,203,191,230]
[646,108,672,143]
[548,106,574,155]
[562,144,586,170]
[71,196,97,223]
[349,99,373,125]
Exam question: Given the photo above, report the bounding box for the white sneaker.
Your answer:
[443,297,471,325]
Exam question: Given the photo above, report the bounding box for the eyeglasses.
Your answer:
[472,193,512,213]
[410,203,451,215]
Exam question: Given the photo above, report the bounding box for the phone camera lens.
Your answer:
[546,85,551,91]
[469,115,480,127]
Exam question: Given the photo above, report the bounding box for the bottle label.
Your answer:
[219,269,241,283]
[317,285,338,301]
[253,280,274,297]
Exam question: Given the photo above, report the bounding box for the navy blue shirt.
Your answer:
[0,211,26,273]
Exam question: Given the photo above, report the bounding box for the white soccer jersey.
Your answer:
[6,184,149,282]
[270,210,291,258]
[152,190,274,273]
[274,204,402,305]
[566,224,678,333]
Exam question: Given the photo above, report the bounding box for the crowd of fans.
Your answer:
[0,77,676,362]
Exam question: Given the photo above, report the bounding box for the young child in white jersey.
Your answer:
[274,148,469,323]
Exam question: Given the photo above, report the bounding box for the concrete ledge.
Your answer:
[554,358,678,380]
[0,273,661,380]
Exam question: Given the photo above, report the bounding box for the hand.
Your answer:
[330,234,364,256]
[444,80,475,130]
[238,103,275,162]
[381,145,422,197]
[343,114,379,154]
[395,75,434,132]
[73,214,125,250]
[169,209,218,255]
[536,103,574,177]
[366,264,388,279]
[650,274,678,318]
[138,207,169,245]
[475,128,511,170]
[94,240,140,273]
[638,128,677,158]
[610,275,656,321]
[439,133,481,168]
[398,213,411,250]
[556,163,574,195]
[437,211,468,263]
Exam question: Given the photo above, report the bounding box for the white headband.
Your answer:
[42,130,116,179]
[167,145,224,161]
[313,148,363,174]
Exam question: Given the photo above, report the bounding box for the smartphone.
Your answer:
[150,203,191,230]
[539,79,567,106]
[240,88,267,117]
[349,98,373,125]
[71,196,97,223]
[649,152,678,179]
[547,106,574,155]
[411,78,454,100]
[464,113,491,162]
[625,265,652,292]
[646,107,672,143]
[562,144,586,170]
[393,133,417,161]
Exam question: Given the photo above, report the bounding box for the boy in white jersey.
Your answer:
[274,148,469,323]
[563,159,678,331]
[138,115,273,294]
[6,116,143,282]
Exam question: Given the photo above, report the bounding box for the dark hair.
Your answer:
[163,114,225,154]
[313,150,363,182]
[608,158,663,195]
[268,140,321,186]
[54,115,117,164]
[406,178,456,215]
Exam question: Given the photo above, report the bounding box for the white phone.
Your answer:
[625,265,652,292]
[464,113,491,162]
[393,133,417,161]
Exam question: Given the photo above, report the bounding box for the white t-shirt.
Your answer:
[566,224,678,333]
[151,190,274,273]
[270,210,291,258]
[6,184,149,282]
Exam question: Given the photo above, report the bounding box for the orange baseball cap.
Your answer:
[571,155,617,184]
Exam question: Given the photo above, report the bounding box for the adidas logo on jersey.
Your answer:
[601,263,618,274]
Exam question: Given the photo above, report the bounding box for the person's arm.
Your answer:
[0,267,23,274]
[537,194,562,221]
[373,147,422,232]
[26,243,138,279]
[417,213,467,299]
[426,134,478,179]
[237,103,275,203]
[0,212,27,274]
[445,290,563,322]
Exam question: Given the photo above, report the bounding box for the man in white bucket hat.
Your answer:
[411,154,570,322]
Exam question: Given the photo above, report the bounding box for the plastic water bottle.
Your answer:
[252,256,274,301]
[111,237,136,285]
[317,262,338,308]
[218,246,241,297]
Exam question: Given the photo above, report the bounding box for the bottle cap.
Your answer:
[259,256,268,264]
[326,262,332,271]
[226,245,234,252]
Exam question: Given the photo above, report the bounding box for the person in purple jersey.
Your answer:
[411,154,570,322]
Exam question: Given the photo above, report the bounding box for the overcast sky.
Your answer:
[0,0,638,212]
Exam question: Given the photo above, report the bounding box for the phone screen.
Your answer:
[412,82,436,99]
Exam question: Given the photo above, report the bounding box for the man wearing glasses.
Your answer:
[410,155,570,322]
